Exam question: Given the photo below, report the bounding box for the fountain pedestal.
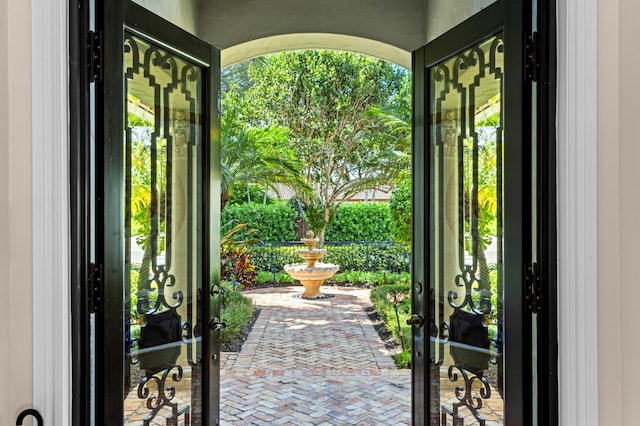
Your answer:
[283,231,339,299]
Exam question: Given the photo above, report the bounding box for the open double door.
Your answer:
[71,0,556,424]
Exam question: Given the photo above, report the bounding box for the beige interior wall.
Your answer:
[0,0,33,425]
[0,0,10,421]
[597,0,622,422]
[605,0,640,423]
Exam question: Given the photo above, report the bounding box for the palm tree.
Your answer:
[220,97,310,209]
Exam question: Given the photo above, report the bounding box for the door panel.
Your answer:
[96,2,221,424]
[429,31,505,425]
[412,1,538,424]
[123,32,206,424]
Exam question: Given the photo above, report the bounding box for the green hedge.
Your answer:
[251,242,410,273]
[325,203,392,242]
[221,203,298,242]
[222,202,394,243]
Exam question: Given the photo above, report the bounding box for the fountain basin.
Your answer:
[284,262,340,299]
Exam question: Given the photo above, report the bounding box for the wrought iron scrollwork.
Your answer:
[431,32,504,425]
[124,32,203,424]
[137,365,189,425]
[448,265,492,315]
[442,365,492,426]
[137,267,183,315]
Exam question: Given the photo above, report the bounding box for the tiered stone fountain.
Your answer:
[284,230,340,299]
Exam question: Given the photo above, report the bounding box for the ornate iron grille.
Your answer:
[123,32,204,425]
[429,33,505,425]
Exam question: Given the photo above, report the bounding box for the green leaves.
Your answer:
[221,88,310,209]
[389,177,412,245]
[221,203,298,242]
[223,50,411,244]
[325,203,393,242]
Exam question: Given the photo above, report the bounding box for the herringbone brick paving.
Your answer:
[122,285,504,425]
[220,286,412,425]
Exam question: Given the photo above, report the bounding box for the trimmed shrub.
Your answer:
[325,202,392,242]
[221,203,298,242]
[255,270,295,285]
[251,244,301,271]
[322,243,410,272]
[251,242,410,273]
[331,271,410,286]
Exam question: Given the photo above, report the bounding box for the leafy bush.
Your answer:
[370,283,412,369]
[325,203,392,241]
[393,350,412,369]
[255,270,295,285]
[322,243,410,272]
[251,242,410,273]
[228,185,275,206]
[219,282,255,346]
[221,203,298,242]
[389,178,411,245]
[251,244,302,271]
[332,271,410,286]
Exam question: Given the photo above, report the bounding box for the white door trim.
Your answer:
[31,0,598,424]
[557,0,599,424]
[31,0,71,424]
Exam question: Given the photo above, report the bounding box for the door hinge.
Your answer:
[525,262,541,314]
[87,30,103,83]
[525,31,540,83]
[88,263,103,313]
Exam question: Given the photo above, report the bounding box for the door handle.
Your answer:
[16,408,43,425]
[209,317,227,331]
[406,314,424,328]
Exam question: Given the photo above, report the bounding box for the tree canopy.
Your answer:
[222,50,411,245]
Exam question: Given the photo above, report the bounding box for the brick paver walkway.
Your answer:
[220,286,412,425]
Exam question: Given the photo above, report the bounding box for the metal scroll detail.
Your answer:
[137,366,190,426]
[431,33,504,425]
[124,33,203,424]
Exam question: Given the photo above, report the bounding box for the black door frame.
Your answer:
[69,0,92,424]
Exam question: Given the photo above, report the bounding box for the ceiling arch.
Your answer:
[132,0,497,68]
[221,33,411,68]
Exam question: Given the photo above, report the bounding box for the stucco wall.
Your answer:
[426,0,497,42]
[197,0,427,52]
[597,0,621,423]
[601,0,640,423]
[132,0,199,35]
[0,0,32,424]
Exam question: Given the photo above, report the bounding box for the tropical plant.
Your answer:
[220,221,260,289]
[220,87,310,209]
